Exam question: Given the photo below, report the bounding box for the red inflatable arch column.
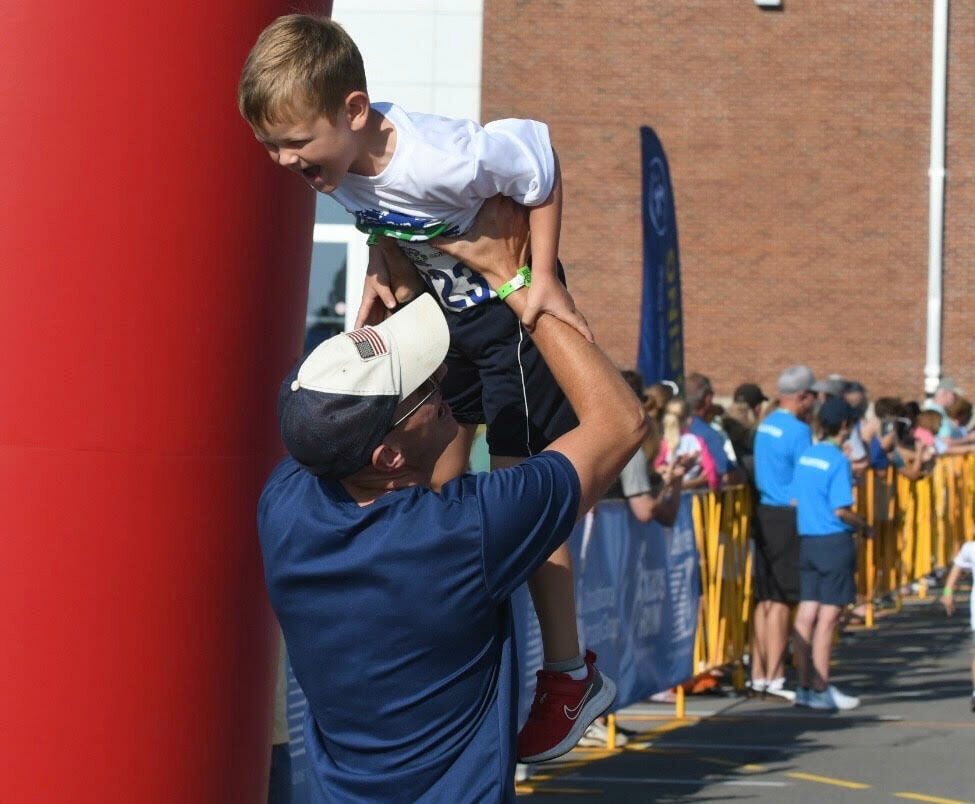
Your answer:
[0,2,330,801]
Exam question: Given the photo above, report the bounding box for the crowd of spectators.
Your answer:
[614,370,975,507]
[608,366,975,713]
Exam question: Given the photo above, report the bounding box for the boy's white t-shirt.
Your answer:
[330,102,556,312]
[952,541,975,630]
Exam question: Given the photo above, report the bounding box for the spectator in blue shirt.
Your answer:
[792,398,868,711]
[749,364,816,700]
[684,372,740,487]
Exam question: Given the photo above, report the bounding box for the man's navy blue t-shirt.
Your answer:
[258,452,581,803]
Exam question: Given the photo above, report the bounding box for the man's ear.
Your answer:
[345,90,371,132]
[371,441,405,473]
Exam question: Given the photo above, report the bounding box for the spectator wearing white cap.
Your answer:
[924,378,964,439]
[749,364,817,700]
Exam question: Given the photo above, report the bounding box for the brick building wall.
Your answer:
[482,1,973,402]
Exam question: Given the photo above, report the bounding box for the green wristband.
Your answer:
[496,266,532,300]
[943,587,954,596]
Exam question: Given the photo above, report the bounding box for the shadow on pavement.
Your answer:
[519,592,974,802]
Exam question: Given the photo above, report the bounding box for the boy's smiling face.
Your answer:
[254,93,368,193]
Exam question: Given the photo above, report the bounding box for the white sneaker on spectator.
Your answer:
[577,720,628,748]
[802,687,838,710]
[803,685,860,711]
[826,685,860,710]
[764,677,796,702]
[747,678,768,694]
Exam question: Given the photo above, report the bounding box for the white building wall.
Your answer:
[332,0,483,122]
[311,1,484,330]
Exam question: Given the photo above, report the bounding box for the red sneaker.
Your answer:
[517,650,617,763]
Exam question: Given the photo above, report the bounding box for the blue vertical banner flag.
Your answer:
[637,126,684,387]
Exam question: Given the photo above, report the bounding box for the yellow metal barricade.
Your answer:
[689,487,752,695]
[847,458,975,609]
[651,456,975,728]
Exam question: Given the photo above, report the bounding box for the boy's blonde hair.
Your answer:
[238,15,367,129]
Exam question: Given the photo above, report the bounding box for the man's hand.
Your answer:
[522,273,594,342]
[431,195,530,290]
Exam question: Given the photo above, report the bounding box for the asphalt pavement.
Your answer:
[516,591,975,803]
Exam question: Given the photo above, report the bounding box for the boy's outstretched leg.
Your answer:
[491,455,616,763]
[518,544,616,762]
[526,542,581,663]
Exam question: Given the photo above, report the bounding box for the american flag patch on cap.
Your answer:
[346,327,389,360]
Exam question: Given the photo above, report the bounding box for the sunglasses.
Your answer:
[390,377,441,430]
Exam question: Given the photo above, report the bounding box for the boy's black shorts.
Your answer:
[441,296,577,458]
[753,504,801,605]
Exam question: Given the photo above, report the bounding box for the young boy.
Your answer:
[940,541,975,712]
[238,14,612,762]
[791,397,866,711]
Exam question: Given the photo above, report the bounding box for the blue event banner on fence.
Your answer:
[514,497,701,725]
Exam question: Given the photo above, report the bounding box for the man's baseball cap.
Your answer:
[277,294,450,478]
[777,365,816,395]
[733,383,768,408]
[818,397,855,429]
